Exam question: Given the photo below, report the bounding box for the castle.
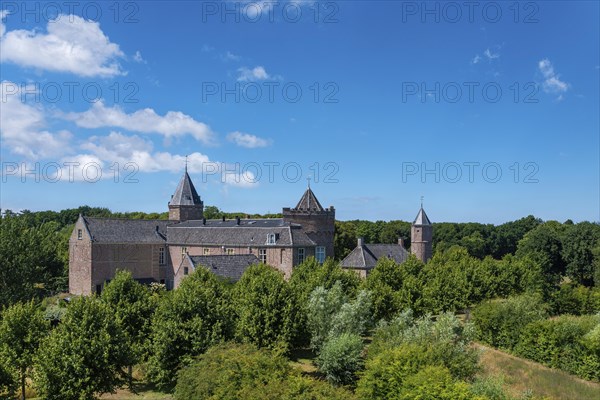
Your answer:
[68,170,432,295]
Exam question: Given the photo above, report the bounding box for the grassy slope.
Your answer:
[476,344,600,400]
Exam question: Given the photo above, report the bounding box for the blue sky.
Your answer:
[0,1,598,224]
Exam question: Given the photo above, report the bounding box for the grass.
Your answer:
[476,343,600,400]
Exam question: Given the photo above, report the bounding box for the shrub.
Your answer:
[472,294,547,350]
[398,366,478,400]
[175,342,356,399]
[316,333,364,385]
[549,283,600,315]
[515,315,600,381]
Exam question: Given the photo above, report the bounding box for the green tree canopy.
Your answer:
[34,296,131,400]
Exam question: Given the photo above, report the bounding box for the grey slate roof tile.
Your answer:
[189,254,259,281]
[83,217,170,244]
[169,171,202,206]
[340,243,409,270]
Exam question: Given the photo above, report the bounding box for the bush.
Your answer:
[515,315,600,381]
[368,311,479,380]
[472,294,547,350]
[175,342,356,399]
[175,342,290,399]
[398,366,478,400]
[549,283,600,315]
[316,333,364,385]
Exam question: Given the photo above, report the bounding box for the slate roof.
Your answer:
[167,219,316,247]
[169,171,202,206]
[82,217,170,244]
[413,207,431,225]
[340,243,409,270]
[188,254,260,281]
[293,188,325,212]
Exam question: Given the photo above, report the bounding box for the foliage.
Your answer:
[175,342,356,400]
[233,264,299,352]
[515,221,567,289]
[363,256,425,321]
[316,332,364,385]
[101,270,155,384]
[469,375,510,400]
[367,311,479,380]
[146,268,232,389]
[357,342,479,400]
[0,215,66,307]
[306,282,371,351]
[289,258,361,347]
[421,246,473,313]
[515,315,600,381]
[549,283,600,315]
[472,294,548,350]
[0,301,49,399]
[397,365,478,400]
[561,222,600,286]
[34,296,131,400]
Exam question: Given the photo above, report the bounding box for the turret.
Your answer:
[168,168,203,222]
[411,204,433,263]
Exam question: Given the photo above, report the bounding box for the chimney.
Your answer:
[357,237,364,247]
[222,216,226,222]
[202,218,206,225]
[398,237,404,247]
[236,216,241,225]
[155,225,159,232]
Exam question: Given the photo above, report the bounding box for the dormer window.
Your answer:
[267,233,276,245]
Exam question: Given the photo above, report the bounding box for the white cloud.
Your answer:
[0,14,125,77]
[227,131,271,148]
[237,66,271,81]
[0,81,73,159]
[484,48,500,60]
[221,51,241,61]
[538,59,569,94]
[0,10,7,37]
[471,55,481,64]
[133,50,146,63]
[76,132,256,187]
[60,101,216,144]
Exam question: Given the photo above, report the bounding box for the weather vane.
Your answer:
[420,195,424,208]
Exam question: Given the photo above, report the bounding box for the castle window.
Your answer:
[267,233,276,245]
[184,267,189,275]
[226,248,235,255]
[259,249,267,264]
[316,246,326,263]
[280,249,284,264]
[297,248,305,264]
[181,247,188,255]
[203,248,210,255]
[159,247,165,265]
[77,229,82,240]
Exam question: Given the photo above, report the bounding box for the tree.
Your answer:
[306,282,371,351]
[316,333,364,385]
[396,366,475,400]
[516,221,567,286]
[34,296,131,400]
[233,264,299,352]
[0,215,65,307]
[147,268,232,389]
[101,270,155,386]
[0,301,49,400]
[561,222,600,286]
[421,247,473,313]
[364,256,425,321]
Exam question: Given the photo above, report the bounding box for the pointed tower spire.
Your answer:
[168,168,204,221]
[411,200,433,263]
